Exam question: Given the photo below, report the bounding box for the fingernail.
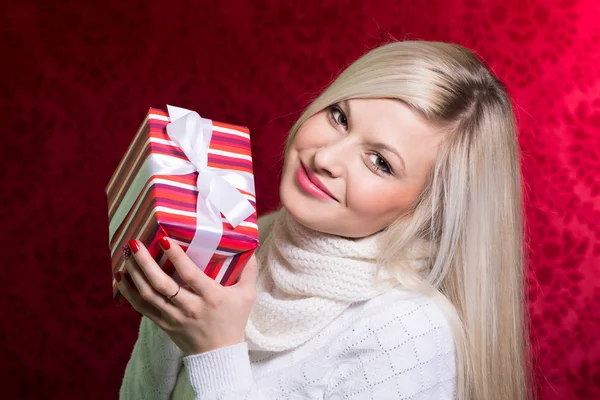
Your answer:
[159,236,171,250]
[129,239,140,254]
[122,245,131,260]
[114,272,122,283]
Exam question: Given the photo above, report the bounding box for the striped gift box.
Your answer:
[106,107,259,304]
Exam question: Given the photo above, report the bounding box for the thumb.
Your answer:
[236,254,258,290]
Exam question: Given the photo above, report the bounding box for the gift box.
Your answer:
[106,105,259,304]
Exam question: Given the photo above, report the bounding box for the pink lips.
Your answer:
[296,162,337,201]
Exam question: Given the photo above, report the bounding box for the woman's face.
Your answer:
[280,98,442,238]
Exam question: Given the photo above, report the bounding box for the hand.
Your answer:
[116,237,258,356]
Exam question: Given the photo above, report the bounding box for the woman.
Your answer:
[117,41,531,399]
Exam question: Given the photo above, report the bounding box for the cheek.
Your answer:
[347,179,421,217]
[291,117,335,149]
[281,148,298,176]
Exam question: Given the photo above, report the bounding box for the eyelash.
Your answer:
[326,104,393,176]
[367,153,392,175]
[327,104,348,129]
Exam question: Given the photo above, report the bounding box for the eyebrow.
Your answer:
[343,101,407,172]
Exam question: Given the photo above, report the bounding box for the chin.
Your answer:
[290,209,388,240]
[280,193,331,235]
[282,201,363,238]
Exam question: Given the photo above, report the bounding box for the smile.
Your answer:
[296,162,337,201]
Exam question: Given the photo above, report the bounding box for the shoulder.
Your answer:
[357,288,455,341]
[324,289,456,398]
[338,289,456,358]
[257,209,281,243]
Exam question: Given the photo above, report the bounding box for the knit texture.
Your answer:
[120,316,185,399]
[246,209,399,352]
[173,289,457,399]
[183,343,253,395]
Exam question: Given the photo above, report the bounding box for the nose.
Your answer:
[313,140,347,178]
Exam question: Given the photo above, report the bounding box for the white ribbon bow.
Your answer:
[163,105,255,273]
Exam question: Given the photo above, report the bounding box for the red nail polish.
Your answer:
[114,272,122,283]
[159,236,171,250]
[122,245,131,260]
[129,239,140,254]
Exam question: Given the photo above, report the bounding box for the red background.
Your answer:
[1,0,599,398]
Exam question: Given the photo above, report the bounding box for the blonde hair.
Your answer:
[285,41,531,399]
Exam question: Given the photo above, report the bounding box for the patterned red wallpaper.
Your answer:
[1,0,598,398]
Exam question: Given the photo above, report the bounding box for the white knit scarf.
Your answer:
[244,209,399,352]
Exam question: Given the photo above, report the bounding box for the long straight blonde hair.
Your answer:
[285,41,531,400]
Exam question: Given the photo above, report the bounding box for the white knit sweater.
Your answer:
[119,212,457,399]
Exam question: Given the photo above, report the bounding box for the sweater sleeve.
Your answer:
[119,316,185,400]
[181,295,456,400]
[182,342,256,399]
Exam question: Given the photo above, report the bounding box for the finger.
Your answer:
[159,236,220,296]
[129,239,181,300]
[116,271,162,321]
[233,254,258,291]
[125,246,178,312]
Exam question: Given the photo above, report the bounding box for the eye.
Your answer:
[327,104,348,129]
[367,153,392,175]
